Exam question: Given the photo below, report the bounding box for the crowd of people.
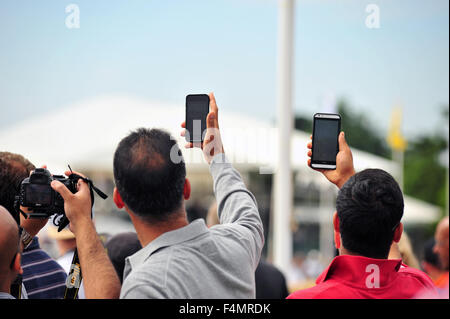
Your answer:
[0,92,448,299]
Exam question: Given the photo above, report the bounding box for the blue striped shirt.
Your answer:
[21,237,68,299]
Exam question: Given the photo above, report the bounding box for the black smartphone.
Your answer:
[311,113,341,170]
[185,94,210,143]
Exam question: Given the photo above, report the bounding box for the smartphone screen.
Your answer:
[311,113,341,170]
[185,94,210,143]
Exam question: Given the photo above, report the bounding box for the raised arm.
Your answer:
[181,93,264,268]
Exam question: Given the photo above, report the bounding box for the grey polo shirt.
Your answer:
[120,154,264,299]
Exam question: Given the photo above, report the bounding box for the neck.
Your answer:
[129,210,189,247]
[0,275,11,295]
[338,247,388,260]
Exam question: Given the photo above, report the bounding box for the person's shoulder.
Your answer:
[121,253,174,299]
[398,264,436,289]
[122,253,170,289]
[120,280,168,299]
[287,280,348,299]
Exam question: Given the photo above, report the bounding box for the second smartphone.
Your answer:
[185,94,210,143]
[310,113,341,170]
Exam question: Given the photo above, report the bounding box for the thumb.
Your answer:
[51,180,73,202]
[206,112,217,129]
[338,131,350,152]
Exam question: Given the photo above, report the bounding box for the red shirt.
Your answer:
[287,255,438,299]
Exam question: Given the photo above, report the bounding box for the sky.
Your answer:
[0,0,448,139]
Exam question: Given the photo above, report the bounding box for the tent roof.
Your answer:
[0,95,398,174]
[0,95,441,223]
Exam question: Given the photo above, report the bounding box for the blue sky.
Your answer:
[0,0,448,139]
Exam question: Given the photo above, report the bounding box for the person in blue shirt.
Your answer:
[0,152,67,299]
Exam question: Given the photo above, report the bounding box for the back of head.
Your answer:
[186,202,207,223]
[424,238,440,268]
[113,128,186,223]
[105,232,142,283]
[0,152,35,223]
[0,206,20,274]
[336,169,404,259]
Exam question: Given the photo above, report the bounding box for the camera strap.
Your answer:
[56,171,108,232]
[64,248,82,299]
[62,170,108,299]
[10,275,23,299]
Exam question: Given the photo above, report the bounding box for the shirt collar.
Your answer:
[23,237,40,252]
[126,219,209,271]
[316,255,403,288]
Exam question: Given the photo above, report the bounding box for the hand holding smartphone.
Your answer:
[310,113,341,170]
[308,113,356,188]
[183,93,224,164]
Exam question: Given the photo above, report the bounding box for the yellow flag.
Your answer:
[387,107,408,152]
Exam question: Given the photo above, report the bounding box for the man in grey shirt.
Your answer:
[52,93,264,299]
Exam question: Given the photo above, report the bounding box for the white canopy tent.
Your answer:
[0,94,440,227]
[0,94,400,174]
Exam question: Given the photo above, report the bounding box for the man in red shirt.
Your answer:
[287,132,437,299]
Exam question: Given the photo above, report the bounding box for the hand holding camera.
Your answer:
[50,170,93,234]
[16,167,107,234]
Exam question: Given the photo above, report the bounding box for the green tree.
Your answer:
[294,102,449,210]
[294,99,391,158]
[337,100,390,158]
[403,106,449,211]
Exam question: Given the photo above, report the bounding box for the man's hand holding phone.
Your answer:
[181,92,224,164]
[307,131,356,189]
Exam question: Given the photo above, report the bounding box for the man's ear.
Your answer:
[393,222,403,243]
[333,211,341,249]
[183,178,191,201]
[113,187,125,209]
[12,253,23,275]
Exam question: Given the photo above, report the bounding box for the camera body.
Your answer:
[18,168,77,218]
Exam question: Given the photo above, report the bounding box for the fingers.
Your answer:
[51,180,74,201]
[307,142,312,149]
[206,111,217,129]
[209,92,218,115]
[64,170,87,179]
[76,178,90,194]
[185,142,202,149]
[181,122,186,128]
[208,92,219,128]
[338,131,349,152]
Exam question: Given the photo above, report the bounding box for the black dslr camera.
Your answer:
[15,167,107,231]
[18,168,76,218]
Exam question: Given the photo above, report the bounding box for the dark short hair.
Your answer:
[186,202,207,223]
[113,128,186,223]
[105,232,142,283]
[423,238,440,267]
[0,152,35,224]
[336,169,404,259]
